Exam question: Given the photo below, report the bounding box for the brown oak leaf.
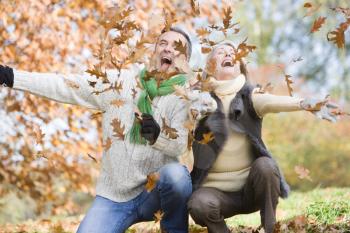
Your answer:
[110,99,125,108]
[161,117,179,139]
[199,132,215,144]
[145,172,160,192]
[311,16,326,33]
[110,118,125,140]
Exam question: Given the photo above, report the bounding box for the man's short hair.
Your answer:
[161,27,192,59]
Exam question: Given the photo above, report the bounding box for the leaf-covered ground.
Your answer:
[1,188,349,233]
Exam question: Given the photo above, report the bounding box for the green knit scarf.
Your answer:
[129,68,187,144]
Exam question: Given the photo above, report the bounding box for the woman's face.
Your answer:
[207,44,241,80]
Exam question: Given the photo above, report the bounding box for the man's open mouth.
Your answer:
[161,56,172,64]
[221,60,234,67]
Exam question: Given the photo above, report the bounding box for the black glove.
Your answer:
[0,65,14,88]
[140,113,160,145]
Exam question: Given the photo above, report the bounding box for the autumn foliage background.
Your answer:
[0,0,349,227]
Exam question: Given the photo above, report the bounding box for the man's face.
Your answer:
[153,31,189,73]
[209,44,240,80]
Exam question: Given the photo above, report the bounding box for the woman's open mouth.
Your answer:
[221,60,234,67]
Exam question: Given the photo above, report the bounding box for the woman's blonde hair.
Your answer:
[203,41,248,80]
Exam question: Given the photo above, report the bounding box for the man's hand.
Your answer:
[0,65,14,88]
[140,113,161,145]
[301,96,339,122]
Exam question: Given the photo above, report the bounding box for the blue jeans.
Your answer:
[77,163,192,233]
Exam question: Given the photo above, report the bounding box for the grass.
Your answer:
[0,187,349,233]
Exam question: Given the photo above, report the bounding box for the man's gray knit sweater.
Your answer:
[12,64,188,202]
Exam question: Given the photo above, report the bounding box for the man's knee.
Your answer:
[159,163,192,197]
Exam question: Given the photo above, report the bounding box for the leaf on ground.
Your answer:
[161,117,179,139]
[145,172,160,192]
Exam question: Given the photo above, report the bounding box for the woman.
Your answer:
[187,41,335,233]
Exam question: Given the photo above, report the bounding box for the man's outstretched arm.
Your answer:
[0,65,106,111]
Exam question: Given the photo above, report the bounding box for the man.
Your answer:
[187,41,337,233]
[0,27,193,233]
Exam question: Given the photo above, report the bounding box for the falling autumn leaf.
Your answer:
[87,153,98,163]
[310,16,327,33]
[233,38,257,62]
[256,82,273,94]
[64,79,80,89]
[201,46,212,54]
[161,117,179,139]
[330,7,350,17]
[205,57,217,76]
[327,19,350,49]
[173,85,190,101]
[222,7,233,29]
[88,80,97,88]
[285,74,294,96]
[110,99,125,108]
[304,3,322,17]
[90,111,105,119]
[86,65,108,83]
[196,27,211,37]
[145,172,160,192]
[303,2,312,8]
[131,88,138,99]
[34,128,45,145]
[103,137,112,151]
[294,165,312,181]
[110,118,125,140]
[190,0,200,16]
[199,132,215,144]
[163,9,177,32]
[154,210,164,223]
[292,56,304,63]
[174,40,188,57]
[113,81,123,94]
